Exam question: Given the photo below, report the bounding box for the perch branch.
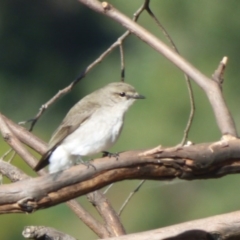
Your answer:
[1,137,240,213]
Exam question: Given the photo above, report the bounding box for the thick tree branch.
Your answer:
[101,210,240,240]
[1,137,240,213]
[78,0,237,137]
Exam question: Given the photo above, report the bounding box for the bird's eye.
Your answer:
[119,92,126,97]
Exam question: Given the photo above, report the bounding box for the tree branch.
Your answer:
[1,137,240,213]
[87,191,125,236]
[0,159,30,182]
[78,0,237,137]
[101,210,240,240]
[22,225,76,240]
[0,113,38,168]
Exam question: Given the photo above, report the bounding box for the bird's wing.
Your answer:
[48,113,89,149]
[34,101,100,171]
[50,101,100,148]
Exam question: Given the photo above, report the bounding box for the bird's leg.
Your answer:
[85,161,97,170]
[102,151,119,160]
[77,158,96,170]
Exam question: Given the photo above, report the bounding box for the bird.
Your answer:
[34,81,145,173]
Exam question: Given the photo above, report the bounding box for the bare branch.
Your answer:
[118,180,145,216]
[212,56,228,86]
[78,0,237,137]
[101,210,240,240]
[1,138,240,213]
[87,191,126,236]
[0,113,38,168]
[0,159,30,182]
[2,115,47,155]
[1,148,13,161]
[22,225,76,240]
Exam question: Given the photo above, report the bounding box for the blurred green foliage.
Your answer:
[1,0,240,239]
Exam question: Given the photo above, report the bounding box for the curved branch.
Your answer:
[101,210,240,240]
[1,138,240,214]
[78,0,237,137]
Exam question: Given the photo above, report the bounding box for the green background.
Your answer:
[1,1,240,239]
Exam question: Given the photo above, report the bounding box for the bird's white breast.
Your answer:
[61,108,124,156]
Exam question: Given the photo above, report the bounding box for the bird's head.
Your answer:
[102,82,145,110]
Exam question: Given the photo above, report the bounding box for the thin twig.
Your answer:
[7,151,16,163]
[119,43,125,82]
[103,183,113,194]
[145,1,195,146]
[212,56,228,88]
[1,148,13,160]
[118,180,145,216]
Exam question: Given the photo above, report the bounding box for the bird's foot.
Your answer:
[102,151,119,160]
[78,159,96,170]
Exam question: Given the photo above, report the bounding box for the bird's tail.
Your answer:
[33,151,52,171]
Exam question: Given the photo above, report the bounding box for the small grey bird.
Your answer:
[34,82,144,173]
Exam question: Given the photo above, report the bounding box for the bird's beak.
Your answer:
[132,93,145,99]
